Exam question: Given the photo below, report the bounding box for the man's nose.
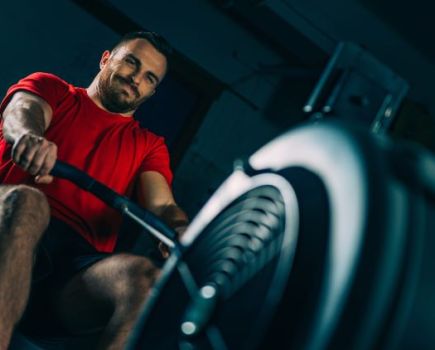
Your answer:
[130,72,141,86]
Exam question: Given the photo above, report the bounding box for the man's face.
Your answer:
[97,38,167,114]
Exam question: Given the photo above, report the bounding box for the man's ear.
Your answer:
[99,50,111,70]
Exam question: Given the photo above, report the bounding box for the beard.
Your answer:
[98,73,147,114]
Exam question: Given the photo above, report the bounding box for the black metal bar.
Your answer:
[51,160,179,248]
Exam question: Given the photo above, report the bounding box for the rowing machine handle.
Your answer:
[50,160,178,245]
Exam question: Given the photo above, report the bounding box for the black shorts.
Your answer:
[19,217,111,336]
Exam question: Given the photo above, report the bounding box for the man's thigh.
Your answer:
[19,218,109,336]
[52,253,160,335]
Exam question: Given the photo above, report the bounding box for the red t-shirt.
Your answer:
[0,72,173,252]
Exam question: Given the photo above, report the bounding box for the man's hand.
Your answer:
[158,225,188,258]
[12,133,58,184]
[137,171,189,259]
[2,91,55,183]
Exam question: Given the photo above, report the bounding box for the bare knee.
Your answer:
[0,185,50,240]
[106,254,160,308]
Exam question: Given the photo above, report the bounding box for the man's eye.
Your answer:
[125,58,135,65]
[145,74,156,85]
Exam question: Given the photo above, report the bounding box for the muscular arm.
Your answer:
[136,171,188,255]
[2,91,57,182]
[2,91,52,142]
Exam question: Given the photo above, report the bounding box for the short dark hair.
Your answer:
[111,31,173,62]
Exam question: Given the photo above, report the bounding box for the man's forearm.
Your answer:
[0,92,56,182]
[159,204,189,232]
[2,98,46,143]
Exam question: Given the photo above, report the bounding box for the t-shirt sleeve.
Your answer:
[139,132,173,187]
[0,72,69,115]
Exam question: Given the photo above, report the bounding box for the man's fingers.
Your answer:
[12,139,30,166]
[37,143,57,176]
[11,134,57,175]
[34,174,54,184]
[28,145,49,175]
[158,242,170,259]
[16,146,39,171]
[12,134,41,170]
[157,226,187,258]
[174,225,188,238]
[12,138,36,170]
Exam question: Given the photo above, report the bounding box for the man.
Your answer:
[0,31,188,349]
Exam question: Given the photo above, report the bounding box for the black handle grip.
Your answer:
[51,160,178,244]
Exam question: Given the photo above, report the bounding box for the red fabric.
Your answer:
[0,72,173,252]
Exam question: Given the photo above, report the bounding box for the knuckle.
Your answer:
[20,155,30,164]
[19,134,29,143]
[28,161,41,172]
[12,142,24,155]
[28,167,38,175]
[47,142,57,152]
[40,163,51,174]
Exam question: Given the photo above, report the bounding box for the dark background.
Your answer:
[1,0,434,217]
